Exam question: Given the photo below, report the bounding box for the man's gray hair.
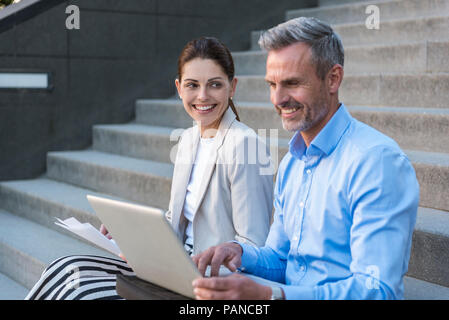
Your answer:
[258,17,344,80]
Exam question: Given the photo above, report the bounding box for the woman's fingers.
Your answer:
[100,224,112,239]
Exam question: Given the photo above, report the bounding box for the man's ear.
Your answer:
[327,64,344,94]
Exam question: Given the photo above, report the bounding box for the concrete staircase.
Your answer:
[1,0,449,299]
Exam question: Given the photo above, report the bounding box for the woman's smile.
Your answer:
[192,103,218,113]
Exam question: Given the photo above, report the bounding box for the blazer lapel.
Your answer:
[171,126,200,238]
[190,108,237,217]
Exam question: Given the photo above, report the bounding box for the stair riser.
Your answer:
[0,185,101,236]
[414,163,449,212]
[408,230,449,287]
[93,127,179,164]
[251,16,449,49]
[136,100,194,129]
[46,155,172,210]
[234,74,449,108]
[46,142,449,214]
[350,110,449,154]
[335,16,449,47]
[287,0,449,25]
[0,242,44,290]
[136,101,449,154]
[236,43,434,75]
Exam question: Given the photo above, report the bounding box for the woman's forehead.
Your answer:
[181,58,227,80]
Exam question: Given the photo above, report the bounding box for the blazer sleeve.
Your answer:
[228,133,274,247]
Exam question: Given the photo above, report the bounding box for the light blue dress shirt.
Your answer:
[238,103,419,300]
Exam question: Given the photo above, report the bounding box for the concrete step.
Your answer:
[234,41,449,75]
[72,100,449,211]
[46,150,173,210]
[93,123,178,163]
[335,14,449,47]
[408,207,449,287]
[1,178,447,293]
[0,209,115,290]
[0,177,123,236]
[233,73,449,108]
[288,0,449,26]
[136,100,449,154]
[250,14,449,49]
[318,0,371,6]
[404,276,449,300]
[0,272,28,300]
[406,150,449,212]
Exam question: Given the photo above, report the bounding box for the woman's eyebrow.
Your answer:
[183,78,199,82]
[208,77,224,81]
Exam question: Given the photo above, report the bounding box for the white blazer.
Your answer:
[165,107,274,255]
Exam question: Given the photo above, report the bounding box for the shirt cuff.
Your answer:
[229,240,259,273]
[280,284,316,300]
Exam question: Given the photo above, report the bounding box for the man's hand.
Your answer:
[192,242,243,277]
[192,273,272,300]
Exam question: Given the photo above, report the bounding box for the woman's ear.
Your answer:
[175,78,182,98]
[230,77,238,98]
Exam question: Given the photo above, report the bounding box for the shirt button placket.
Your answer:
[296,165,312,250]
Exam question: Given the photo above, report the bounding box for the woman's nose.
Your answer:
[197,86,209,101]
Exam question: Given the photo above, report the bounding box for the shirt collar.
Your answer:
[289,103,352,159]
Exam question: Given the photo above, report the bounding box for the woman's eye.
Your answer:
[210,82,222,88]
[185,83,198,88]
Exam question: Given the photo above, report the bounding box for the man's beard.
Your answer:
[278,99,329,133]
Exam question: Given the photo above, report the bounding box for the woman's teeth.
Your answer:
[194,105,216,111]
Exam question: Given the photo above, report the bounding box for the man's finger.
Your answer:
[210,252,227,277]
[192,277,233,291]
[197,249,215,276]
[194,287,229,300]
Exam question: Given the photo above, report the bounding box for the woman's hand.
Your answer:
[99,224,112,240]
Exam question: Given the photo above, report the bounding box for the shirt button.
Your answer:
[293,236,298,241]
[300,266,305,272]
[300,202,304,208]
[306,169,312,175]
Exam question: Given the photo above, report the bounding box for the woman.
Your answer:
[25,37,273,300]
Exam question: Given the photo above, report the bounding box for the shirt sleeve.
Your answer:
[281,146,419,300]
[237,164,290,283]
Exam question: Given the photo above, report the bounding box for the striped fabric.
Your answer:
[25,255,135,300]
[26,245,195,300]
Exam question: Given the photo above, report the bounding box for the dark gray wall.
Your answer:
[0,0,317,181]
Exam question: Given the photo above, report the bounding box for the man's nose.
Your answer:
[271,86,289,107]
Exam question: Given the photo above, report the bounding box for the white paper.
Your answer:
[55,217,121,256]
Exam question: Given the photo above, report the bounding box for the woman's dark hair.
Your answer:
[177,37,240,121]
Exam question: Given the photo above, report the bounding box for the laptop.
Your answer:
[86,195,280,299]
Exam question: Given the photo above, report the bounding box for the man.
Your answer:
[191,17,419,300]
